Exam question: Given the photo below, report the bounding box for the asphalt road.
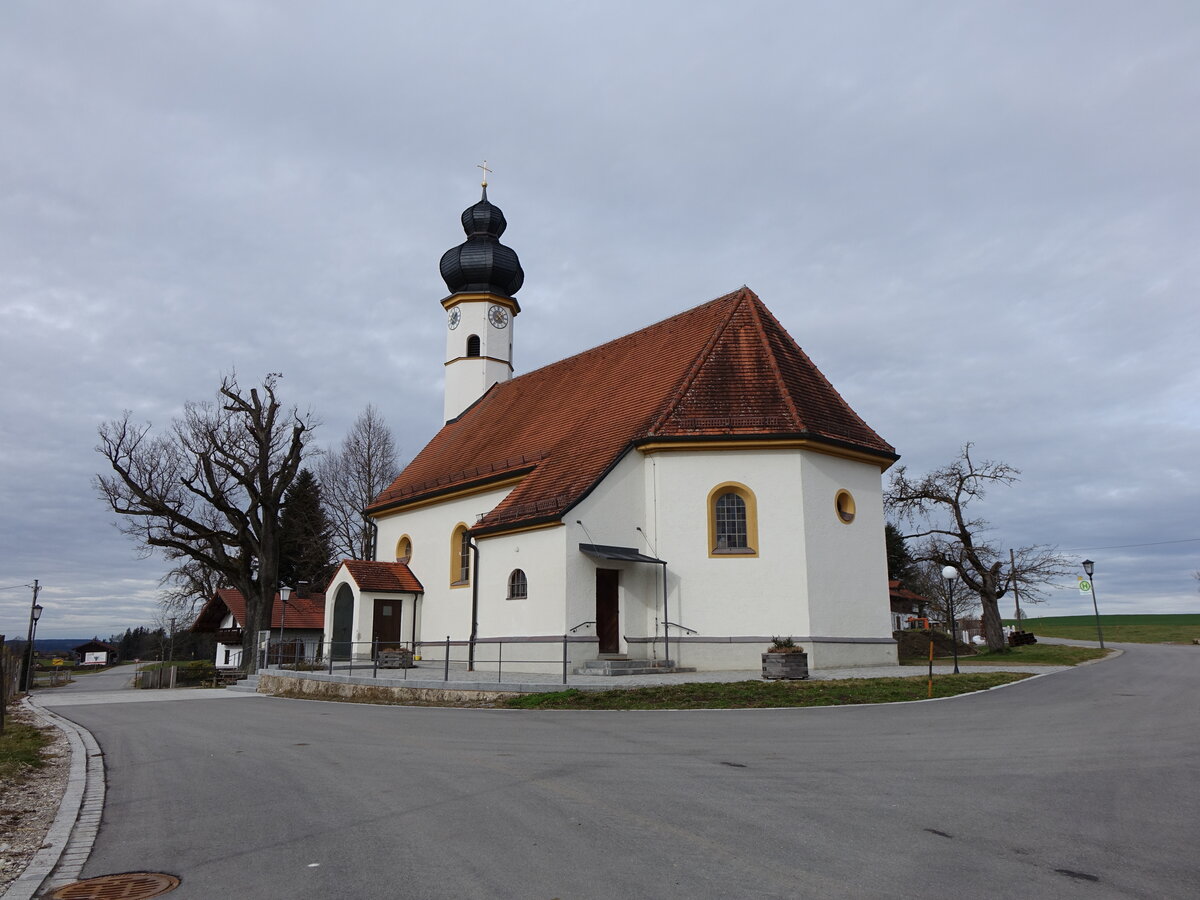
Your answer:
[42,645,1199,899]
[48,663,141,693]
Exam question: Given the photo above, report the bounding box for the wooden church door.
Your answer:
[373,598,404,650]
[596,569,620,654]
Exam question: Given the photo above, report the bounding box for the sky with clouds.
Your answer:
[1,1,1196,639]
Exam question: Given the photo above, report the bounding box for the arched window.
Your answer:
[707,482,759,557]
[715,493,747,549]
[450,524,471,585]
[507,569,528,600]
[395,536,412,564]
[466,334,481,357]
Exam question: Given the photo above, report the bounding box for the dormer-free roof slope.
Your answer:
[368,287,896,533]
[338,560,424,593]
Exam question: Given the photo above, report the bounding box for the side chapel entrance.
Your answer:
[596,568,620,654]
[331,584,354,660]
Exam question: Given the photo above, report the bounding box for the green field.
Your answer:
[1006,614,1200,644]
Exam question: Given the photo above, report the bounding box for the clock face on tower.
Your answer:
[488,305,510,329]
[447,307,461,330]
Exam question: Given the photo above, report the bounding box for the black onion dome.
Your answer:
[439,187,524,298]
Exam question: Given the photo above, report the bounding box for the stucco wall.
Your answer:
[373,483,515,643]
[645,447,812,639]
[797,452,893,641]
[443,298,515,420]
[566,451,660,653]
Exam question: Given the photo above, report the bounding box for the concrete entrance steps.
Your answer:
[574,658,696,676]
[227,675,260,694]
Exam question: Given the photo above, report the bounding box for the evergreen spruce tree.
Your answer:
[885,522,917,585]
[279,468,335,593]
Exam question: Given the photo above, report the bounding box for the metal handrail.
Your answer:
[663,621,698,635]
[568,620,596,633]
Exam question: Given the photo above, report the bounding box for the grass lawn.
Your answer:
[501,673,1032,710]
[0,716,53,781]
[1007,614,1200,644]
[902,642,1108,667]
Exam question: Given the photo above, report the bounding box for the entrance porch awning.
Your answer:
[579,543,666,565]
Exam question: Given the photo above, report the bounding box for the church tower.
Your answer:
[438,174,524,422]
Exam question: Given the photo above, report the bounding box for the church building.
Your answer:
[323,182,900,671]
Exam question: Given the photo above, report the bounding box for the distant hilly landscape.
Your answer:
[10,638,101,652]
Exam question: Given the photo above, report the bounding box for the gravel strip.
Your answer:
[0,706,69,896]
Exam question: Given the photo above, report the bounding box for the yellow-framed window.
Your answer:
[450,524,471,586]
[707,482,759,557]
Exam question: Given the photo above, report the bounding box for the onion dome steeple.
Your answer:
[439,185,525,299]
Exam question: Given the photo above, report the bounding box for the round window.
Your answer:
[835,490,856,524]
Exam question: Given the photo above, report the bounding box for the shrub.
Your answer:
[178,660,218,684]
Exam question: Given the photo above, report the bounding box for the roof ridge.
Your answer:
[647,287,750,435]
[507,286,750,385]
[744,292,804,428]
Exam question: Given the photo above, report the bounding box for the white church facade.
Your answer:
[324,185,900,671]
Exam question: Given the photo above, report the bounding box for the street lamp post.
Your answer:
[941,566,960,674]
[1081,559,1105,649]
[21,587,43,693]
[276,585,292,667]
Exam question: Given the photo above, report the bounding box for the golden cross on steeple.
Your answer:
[477,159,492,188]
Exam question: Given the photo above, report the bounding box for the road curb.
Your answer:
[7,698,106,900]
[1076,647,1123,665]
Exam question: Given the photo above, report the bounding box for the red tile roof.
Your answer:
[192,588,326,632]
[339,560,424,593]
[368,287,897,533]
[889,580,928,605]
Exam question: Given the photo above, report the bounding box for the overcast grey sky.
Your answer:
[2,1,1196,639]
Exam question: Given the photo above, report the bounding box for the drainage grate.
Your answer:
[49,872,181,899]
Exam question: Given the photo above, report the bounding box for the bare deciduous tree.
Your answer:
[157,557,227,623]
[95,373,313,673]
[317,405,401,561]
[886,444,1071,651]
[908,558,982,626]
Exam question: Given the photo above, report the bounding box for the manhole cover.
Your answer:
[49,871,180,899]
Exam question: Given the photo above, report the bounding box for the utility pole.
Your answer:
[1010,549,1023,630]
[21,580,41,693]
[1,634,7,735]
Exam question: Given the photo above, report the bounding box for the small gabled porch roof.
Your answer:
[333,560,424,594]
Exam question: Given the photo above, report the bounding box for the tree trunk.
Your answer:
[979,593,1007,651]
[241,590,264,675]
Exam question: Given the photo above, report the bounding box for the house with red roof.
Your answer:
[889,580,931,632]
[193,587,325,669]
[324,185,900,672]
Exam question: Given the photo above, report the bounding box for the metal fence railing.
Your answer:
[259,634,600,685]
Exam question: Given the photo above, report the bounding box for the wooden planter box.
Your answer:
[762,650,809,680]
